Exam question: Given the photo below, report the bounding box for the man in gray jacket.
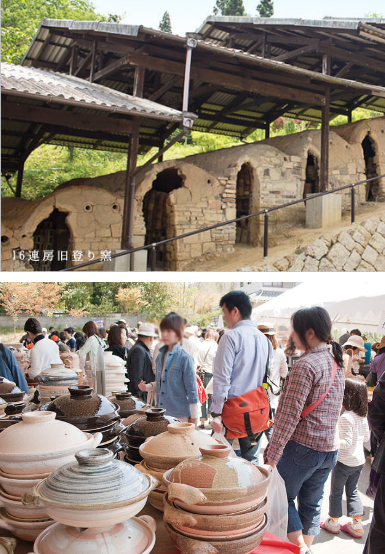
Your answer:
[127,323,157,399]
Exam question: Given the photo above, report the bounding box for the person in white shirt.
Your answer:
[321,378,370,539]
[24,318,61,379]
[185,325,200,363]
[257,323,288,440]
[196,329,218,428]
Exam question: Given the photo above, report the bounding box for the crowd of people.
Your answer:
[0,293,384,554]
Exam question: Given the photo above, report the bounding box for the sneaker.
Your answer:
[320,517,340,534]
[340,521,363,538]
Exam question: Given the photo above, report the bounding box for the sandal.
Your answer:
[340,522,363,538]
[320,517,340,534]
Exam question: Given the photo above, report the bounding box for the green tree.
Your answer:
[213,0,246,16]
[256,0,274,17]
[1,0,122,64]
[159,11,172,33]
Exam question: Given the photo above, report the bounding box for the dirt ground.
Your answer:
[192,202,385,272]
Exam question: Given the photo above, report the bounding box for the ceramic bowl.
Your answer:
[0,412,102,476]
[164,493,268,536]
[163,445,270,515]
[139,423,219,470]
[22,448,159,527]
[165,514,269,554]
[0,473,45,498]
[32,515,156,554]
[0,508,54,542]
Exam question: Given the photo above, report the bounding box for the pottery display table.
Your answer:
[7,503,299,554]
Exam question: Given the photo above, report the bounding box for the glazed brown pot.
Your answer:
[111,392,148,418]
[0,379,25,403]
[163,444,270,515]
[165,514,269,554]
[163,493,268,537]
[123,408,180,448]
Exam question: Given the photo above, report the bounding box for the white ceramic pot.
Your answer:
[22,449,159,527]
[0,508,54,542]
[0,473,43,498]
[0,412,102,476]
[0,488,47,519]
[32,515,156,554]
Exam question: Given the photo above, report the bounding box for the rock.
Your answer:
[352,226,372,248]
[304,239,329,260]
[369,233,385,254]
[356,260,376,272]
[288,253,305,272]
[361,217,380,235]
[375,255,385,272]
[326,243,350,271]
[338,230,356,252]
[274,258,290,271]
[343,249,361,272]
[303,256,319,271]
[362,245,378,267]
[319,258,338,272]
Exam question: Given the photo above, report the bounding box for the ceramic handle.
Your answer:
[167,483,207,506]
[0,517,11,531]
[172,533,218,554]
[0,495,5,508]
[21,483,44,507]
[163,499,198,528]
[138,515,157,533]
[91,431,103,447]
[147,474,161,490]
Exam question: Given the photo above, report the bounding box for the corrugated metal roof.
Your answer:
[2,64,185,120]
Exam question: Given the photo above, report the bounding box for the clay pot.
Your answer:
[4,403,25,417]
[165,515,269,554]
[0,472,45,498]
[139,423,219,471]
[59,352,80,370]
[22,448,159,527]
[163,444,270,515]
[111,392,148,418]
[36,366,79,386]
[0,398,7,418]
[32,515,156,554]
[43,386,120,431]
[0,379,24,403]
[135,461,167,512]
[163,493,268,537]
[0,508,54,542]
[0,412,102,476]
[0,537,17,554]
[104,352,128,396]
[0,486,48,519]
[124,408,180,448]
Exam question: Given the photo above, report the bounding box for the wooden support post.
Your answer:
[16,162,24,198]
[69,46,78,75]
[265,123,270,139]
[89,41,96,82]
[348,111,352,123]
[133,66,145,97]
[158,137,165,162]
[121,118,140,269]
[320,55,331,192]
[183,37,197,113]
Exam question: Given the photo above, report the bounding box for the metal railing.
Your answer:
[61,174,384,271]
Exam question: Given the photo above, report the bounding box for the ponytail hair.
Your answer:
[331,340,344,367]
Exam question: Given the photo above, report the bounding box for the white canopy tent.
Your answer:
[252,281,385,335]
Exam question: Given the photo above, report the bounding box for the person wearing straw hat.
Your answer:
[342,335,367,380]
[127,323,157,400]
[257,322,288,441]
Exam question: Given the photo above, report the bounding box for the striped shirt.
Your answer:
[268,345,345,465]
[337,410,370,467]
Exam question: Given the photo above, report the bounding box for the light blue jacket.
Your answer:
[155,343,198,418]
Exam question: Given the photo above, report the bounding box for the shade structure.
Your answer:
[252,280,385,334]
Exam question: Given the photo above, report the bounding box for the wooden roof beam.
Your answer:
[318,42,385,74]
[273,43,319,62]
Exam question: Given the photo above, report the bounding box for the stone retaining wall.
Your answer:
[251,213,385,272]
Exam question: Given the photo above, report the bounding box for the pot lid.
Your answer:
[38,448,152,507]
[45,386,119,420]
[36,367,79,384]
[0,378,22,396]
[169,445,265,490]
[35,516,155,554]
[140,423,218,457]
[0,411,89,454]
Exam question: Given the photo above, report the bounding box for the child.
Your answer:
[321,378,370,538]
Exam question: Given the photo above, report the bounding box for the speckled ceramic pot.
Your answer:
[111,392,148,418]
[139,423,219,471]
[42,386,120,431]
[163,445,270,515]
[0,508,54,542]
[124,408,180,448]
[165,515,269,554]
[22,449,159,527]
[32,515,157,554]
[163,493,268,537]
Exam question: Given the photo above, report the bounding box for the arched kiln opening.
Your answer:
[143,168,184,267]
[236,163,253,243]
[32,209,70,271]
[362,134,379,201]
[303,153,320,198]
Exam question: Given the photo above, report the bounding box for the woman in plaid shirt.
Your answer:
[266,307,345,554]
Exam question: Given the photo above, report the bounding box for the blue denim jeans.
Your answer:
[277,440,338,535]
[329,461,364,518]
[228,435,261,465]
